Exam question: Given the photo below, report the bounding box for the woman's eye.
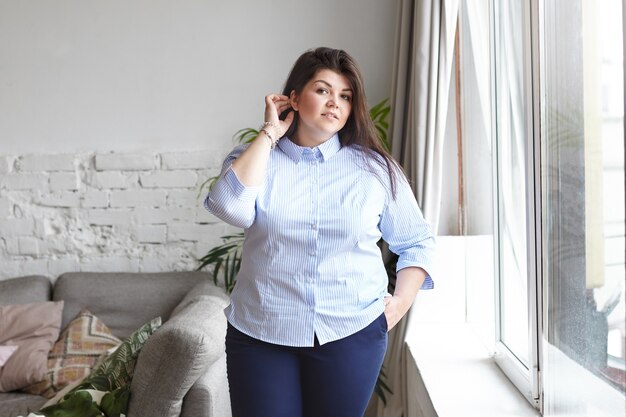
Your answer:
[342,95,352,101]
[317,88,328,94]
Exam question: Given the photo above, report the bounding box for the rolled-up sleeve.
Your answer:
[204,145,260,229]
[379,175,436,289]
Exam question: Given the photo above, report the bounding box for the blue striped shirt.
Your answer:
[205,134,435,347]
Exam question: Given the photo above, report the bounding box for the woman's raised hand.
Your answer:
[264,94,295,137]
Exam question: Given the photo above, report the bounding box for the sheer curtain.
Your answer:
[369,1,459,416]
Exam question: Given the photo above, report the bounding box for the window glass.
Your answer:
[493,0,530,367]
[542,0,625,415]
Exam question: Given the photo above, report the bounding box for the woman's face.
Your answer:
[290,69,353,147]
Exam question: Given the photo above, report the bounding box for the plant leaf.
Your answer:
[369,98,391,151]
[234,128,260,144]
[196,233,244,292]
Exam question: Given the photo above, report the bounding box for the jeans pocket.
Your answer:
[379,312,389,333]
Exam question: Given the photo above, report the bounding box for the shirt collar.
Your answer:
[278,134,341,163]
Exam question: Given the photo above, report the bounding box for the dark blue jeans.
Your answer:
[226,313,388,417]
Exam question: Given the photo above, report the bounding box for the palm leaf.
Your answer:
[234,127,260,144]
[369,98,391,151]
[196,233,245,292]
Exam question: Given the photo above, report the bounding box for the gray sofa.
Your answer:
[0,272,232,417]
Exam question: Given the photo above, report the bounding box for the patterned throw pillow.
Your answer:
[23,309,122,398]
[32,317,162,417]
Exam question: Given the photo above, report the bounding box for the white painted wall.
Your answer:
[0,0,398,279]
[0,0,397,154]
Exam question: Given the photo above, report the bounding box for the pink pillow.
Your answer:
[0,301,64,392]
[0,345,18,367]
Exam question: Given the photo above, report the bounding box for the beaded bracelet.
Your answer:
[262,121,284,137]
[260,128,278,150]
[259,122,282,150]
[261,121,280,131]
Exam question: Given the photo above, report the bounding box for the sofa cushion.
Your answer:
[23,309,122,398]
[128,282,229,417]
[53,272,209,339]
[0,301,64,392]
[0,392,47,417]
[0,276,51,306]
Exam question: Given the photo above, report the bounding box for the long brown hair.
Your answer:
[280,47,402,198]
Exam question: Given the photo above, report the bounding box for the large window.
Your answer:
[458,0,625,414]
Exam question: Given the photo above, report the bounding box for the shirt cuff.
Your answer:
[223,165,259,201]
[420,276,434,290]
[396,261,435,290]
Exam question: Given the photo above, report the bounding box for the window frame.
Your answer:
[490,0,542,408]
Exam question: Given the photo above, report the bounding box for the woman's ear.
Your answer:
[289,90,299,111]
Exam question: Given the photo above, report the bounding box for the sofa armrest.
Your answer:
[128,282,229,417]
[180,353,231,417]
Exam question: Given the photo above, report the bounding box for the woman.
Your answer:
[205,47,434,417]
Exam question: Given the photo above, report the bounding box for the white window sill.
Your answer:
[541,342,625,417]
[405,322,541,417]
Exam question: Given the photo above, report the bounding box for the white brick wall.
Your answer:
[0,151,226,280]
[109,190,167,208]
[0,197,11,216]
[82,190,109,208]
[50,172,80,191]
[37,192,81,207]
[90,172,139,189]
[95,153,157,171]
[139,171,197,188]
[0,218,36,236]
[18,154,75,171]
[1,173,49,190]
[161,151,220,170]
[0,157,11,174]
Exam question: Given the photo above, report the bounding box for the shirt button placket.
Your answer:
[298,148,324,332]
[308,154,319,315]
[309,157,319,259]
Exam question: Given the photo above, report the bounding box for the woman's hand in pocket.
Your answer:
[383,295,411,331]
